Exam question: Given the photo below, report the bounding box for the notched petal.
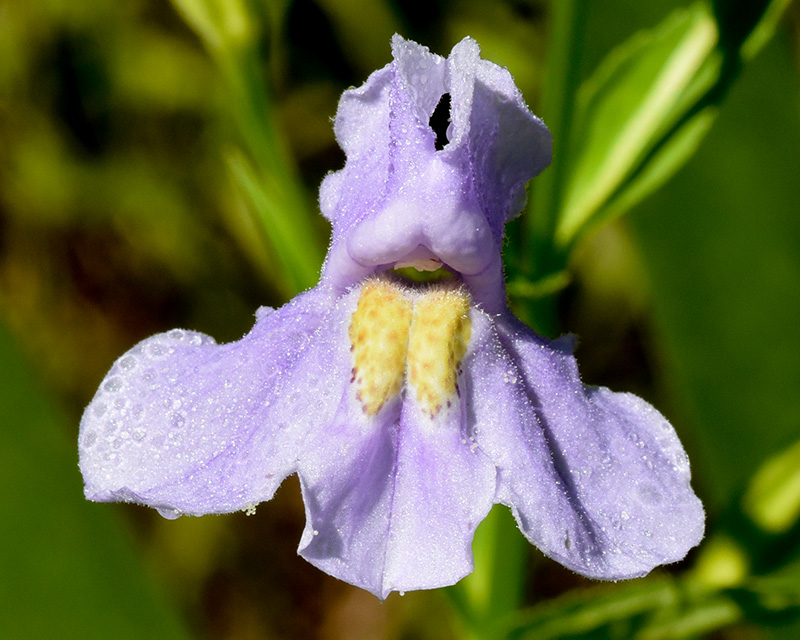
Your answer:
[297,385,495,598]
[319,36,552,309]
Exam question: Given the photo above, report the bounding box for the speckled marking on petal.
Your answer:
[349,279,472,418]
[407,288,471,417]
[349,279,413,414]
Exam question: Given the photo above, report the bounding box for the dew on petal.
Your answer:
[147,343,167,358]
[103,377,123,393]
[170,412,186,429]
[638,484,663,505]
[119,355,137,371]
[255,306,274,320]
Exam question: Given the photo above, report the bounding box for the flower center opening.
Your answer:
[348,278,471,417]
[391,263,456,283]
[429,92,451,151]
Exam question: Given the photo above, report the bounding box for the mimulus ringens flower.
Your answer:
[79,36,704,598]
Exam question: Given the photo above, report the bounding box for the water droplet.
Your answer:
[104,377,123,393]
[93,402,108,418]
[83,431,97,447]
[170,412,186,429]
[169,329,184,340]
[119,355,137,371]
[256,306,274,320]
[147,343,166,358]
[638,484,662,504]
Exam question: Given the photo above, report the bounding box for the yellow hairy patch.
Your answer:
[348,278,472,417]
[407,289,471,416]
[349,280,413,415]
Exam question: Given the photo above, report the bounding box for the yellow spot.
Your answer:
[348,278,472,417]
[349,280,412,414]
[407,289,471,417]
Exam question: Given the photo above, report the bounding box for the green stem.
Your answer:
[513,0,582,338]
[525,0,583,296]
[449,507,529,639]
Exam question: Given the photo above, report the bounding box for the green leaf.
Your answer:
[169,0,325,296]
[636,596,741,640]
[743,438,800,535]
[0,326,192,640]
[505,576,679,640]
[630,31,800,505]
[555,0,792,250]
[226,149,321,296]
[556,4,719,248]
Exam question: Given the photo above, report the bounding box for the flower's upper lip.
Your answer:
[317,35,551,315]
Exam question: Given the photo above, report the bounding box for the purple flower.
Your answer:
[79,36,704,598]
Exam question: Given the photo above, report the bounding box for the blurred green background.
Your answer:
[1,0,799,638]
